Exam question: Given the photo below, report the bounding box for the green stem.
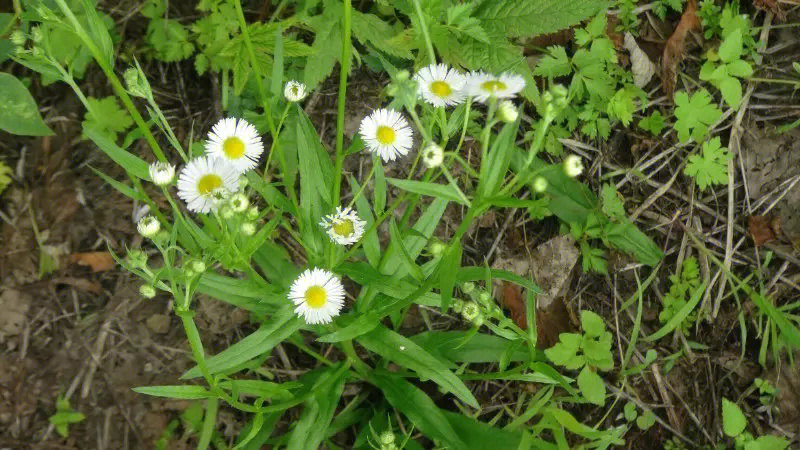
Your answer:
[341,339,371,378]
[331,0,353,206]
[346,163,377,210]
[411,0,437,66]
[53,0,167,162]
[263,102,292,180]
[749,77,800,86]
[441,165,471,207]
[233,0,277,136]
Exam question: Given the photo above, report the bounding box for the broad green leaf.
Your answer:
[474,0,605,39]
[577,367,605,406]
[719,76,742,109]
[287,364,347,450]
[182,306,301,378]
[371,369,468,449]
[718,29,743,63]
[410,331,532,365]
[303,4,342,88]
[359,324,479,408]
[81,96,133,142]
[387,177,468,205]
[442,410,527,449]
[83,124,149,179]
[0,73,54,136]
[722,398,747,437]
[195,272,273,312]
[270,29,283,97]
[727,59,753,78]
[133,385,214,399]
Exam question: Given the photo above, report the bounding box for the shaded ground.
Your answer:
[2,1,800,449]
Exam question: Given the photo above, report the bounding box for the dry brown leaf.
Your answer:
[662,0,701,97]
[500,282,527,330]
[68,251,115,272]
[753,0,786,20]
[748,215,778,246]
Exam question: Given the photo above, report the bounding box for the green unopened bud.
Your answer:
[127,249,148,269]
[428,239,446,257]
[245,206,260,221]
[533,176,548,193]
[238,175,249,189]
[30,27,43,44]
[184,268,196,278]
[123,67,149,98]
[10,30,26,46]
[241,222,256,236]
[395,70,410,81]
[140,284,156,299]
[498,100,518,123]
[378,431,395,445]
[220,205,234,220]
[229,193,249,213]
[478,291,492,304]
[31,46,44,58]
[190,260,206,273]
[462,302,480,321]
[461,282,475,294]
[450,298,464,314]
[152,230,170,246]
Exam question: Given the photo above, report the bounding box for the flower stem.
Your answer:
[411,0,437,66]
[332,0,353,207]
[233,0,276,137]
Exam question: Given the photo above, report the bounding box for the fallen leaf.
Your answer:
[500,282,527,330]
[624,33,656,88]
[68,251,115,272]
[662,0,701,97]
[748,215,778,246]
[753,0,786,20]
[0,289,30,337]
[52,277,103,294]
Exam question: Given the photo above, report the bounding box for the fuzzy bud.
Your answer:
[123,67,150,98]
[563,154,584,178]
[421,143,444,169]
[149,161,175,186]
[498,100,518,123]
[137,215,160,238]
[284,80,307,102]
[229,193,249,213]
[241,222,256,236]
[139,284,156,299]
[127,249,148,269]
[190,260,206,273]
[10,30,26,46]
[533,176,548,193]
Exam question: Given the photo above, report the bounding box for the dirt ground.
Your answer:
[2,2,800,450]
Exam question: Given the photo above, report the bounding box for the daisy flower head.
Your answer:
[320,206,366,246]
[284,80,307,102]
[149,161,175,186]
[205,117,264,173]
[359,108,414,163]
[137,215,160,238]
[466,71,525,103]
[421,143,444,169]
[288,268,346,325]
[414,63,466,107]
[177,156,240,213]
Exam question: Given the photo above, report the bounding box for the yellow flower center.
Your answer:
[197,174,223,195]
[481,80,507,93]
[304,285,327,309]
[332,219,354,237]
[376,126,396,145]
[222,136,245,159]
[430,80,451,98]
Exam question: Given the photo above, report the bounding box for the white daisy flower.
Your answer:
[137,215,160,238]
[284,80,307,102]
[414,63,466,107]
[319,206,366,246]
[177,156,240,213]
[564,155,584,178]
[359,108,414,163]
[421,143,444,169]
[149,161,175,186]
[466,71,525,103]
[205,117,264,173]
[288,268,346,325]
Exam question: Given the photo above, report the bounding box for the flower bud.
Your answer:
[428,239,446,257]
[137,215,160,238]
[563,154,584,178]
[395,70,410,81]
[123,67,150,98]
[245,206,260,221]
[229,193,249,213]
[461,282,475,294]
[30,27,43,43]
[284,80,307,102]
[450,298,464,314]
[220,205,234,220]
[139,284,156,299]
[378,431,395,445]
[241,222,256,236]
[498,100,518,123]
[478,291,492,304]
[533,176,548,193]
[190,260,206,273]
[149,161,175,186]
[462,302,480,321]
[421,143,444,169]
[127,249,148,269]
[10,30,26,46]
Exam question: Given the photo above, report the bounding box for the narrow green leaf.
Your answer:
[133,385,214,399]
[476,120,518,199]
[197,398,218,450]
[84,124,149,179]
[387,177,468,205]
[89,166,143,201]
[270,29,283,97]
[370,369,468,449]
[389,219,425,281]
[410,331,532,365]
[439,241,462,311]
[182,306,301,378]
[359,324,479,408]
[287,364,347,450]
